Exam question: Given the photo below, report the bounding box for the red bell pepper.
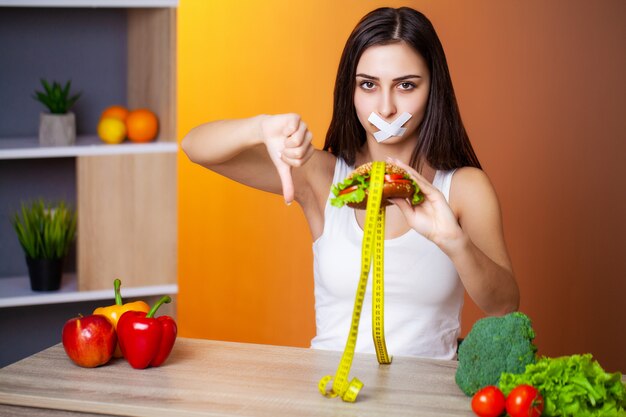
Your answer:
[117,295,177,369]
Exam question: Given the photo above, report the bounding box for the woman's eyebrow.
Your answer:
[355,73,422,81]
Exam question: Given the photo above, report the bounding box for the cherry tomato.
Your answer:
[471,385,506,417]
[505,385,544,417]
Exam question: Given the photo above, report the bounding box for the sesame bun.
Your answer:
[346,161,409,181]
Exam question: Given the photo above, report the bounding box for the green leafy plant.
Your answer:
[499,354,626,417]
[33,79,81,114]
[12,199,77,259]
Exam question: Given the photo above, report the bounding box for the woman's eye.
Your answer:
[360,81,375,90]
[398,82,416,90]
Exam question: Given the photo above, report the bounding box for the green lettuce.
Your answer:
[411,182,424,205]
[330,173,369,208]
[499,354,626,417]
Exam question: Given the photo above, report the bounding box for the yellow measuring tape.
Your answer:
[319,161,391,402]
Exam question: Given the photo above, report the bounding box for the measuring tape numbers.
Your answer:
[319,161,392,402]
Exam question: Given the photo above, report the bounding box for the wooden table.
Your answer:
[0,338,473,416]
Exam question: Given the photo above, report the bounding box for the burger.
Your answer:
[330,161,424,209]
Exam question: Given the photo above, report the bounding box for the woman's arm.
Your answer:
[181,114,314,204]
[446,167,519,315]
[389,158,519,316]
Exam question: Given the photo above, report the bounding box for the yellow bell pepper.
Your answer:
[93,278,150,358]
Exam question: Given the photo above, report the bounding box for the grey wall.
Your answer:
[1,7,128,278]
[0,7,128,137]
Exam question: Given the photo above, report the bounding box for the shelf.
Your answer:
[0,5,177,309]
[0,0,177,7]
[0,274,178,308]
[0,135,177,160]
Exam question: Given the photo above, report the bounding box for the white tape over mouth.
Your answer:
[368,112,412,143]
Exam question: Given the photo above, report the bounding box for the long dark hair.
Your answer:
[323,7,481,171]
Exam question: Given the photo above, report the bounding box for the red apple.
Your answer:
[62,314,117,368]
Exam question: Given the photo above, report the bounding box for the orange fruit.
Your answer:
[100,105,129,122]
[126,109,159,143]
[97,117,126,144]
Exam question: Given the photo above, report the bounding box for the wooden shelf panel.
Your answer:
[0,135,177,159]
[128,7,177,141]
[77,152,178,291]
[0,274,178,308]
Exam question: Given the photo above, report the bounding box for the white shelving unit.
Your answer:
[0,135,177,160]
[1,0,178,309]
[0,275,178,308]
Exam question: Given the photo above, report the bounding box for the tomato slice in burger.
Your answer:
[385,174,404,181]
[338,185,359,196]
[384,174,411,184]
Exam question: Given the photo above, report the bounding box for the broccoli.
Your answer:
[455,311,538,396]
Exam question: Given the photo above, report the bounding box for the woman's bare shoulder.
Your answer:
[452,166,492,186]
[294,150,337,200]
[449,166,501,217]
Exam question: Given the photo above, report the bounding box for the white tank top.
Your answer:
[311,158,464,360]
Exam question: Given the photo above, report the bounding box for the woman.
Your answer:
[182,7,519,359]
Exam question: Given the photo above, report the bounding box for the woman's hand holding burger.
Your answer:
[387,158,465,252]
[260,114,315,205]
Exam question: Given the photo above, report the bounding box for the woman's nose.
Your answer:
[377,91,397,119]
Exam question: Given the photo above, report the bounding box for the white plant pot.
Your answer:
[39,112,76,146]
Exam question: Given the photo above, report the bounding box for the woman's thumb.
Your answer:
[276,158,295,205]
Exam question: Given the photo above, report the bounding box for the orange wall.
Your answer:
[177,0,626,371]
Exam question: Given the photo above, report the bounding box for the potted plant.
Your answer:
[11,199,77,291]
[33,79,81,146]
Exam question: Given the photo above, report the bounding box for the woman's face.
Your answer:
[354,41,431,145]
